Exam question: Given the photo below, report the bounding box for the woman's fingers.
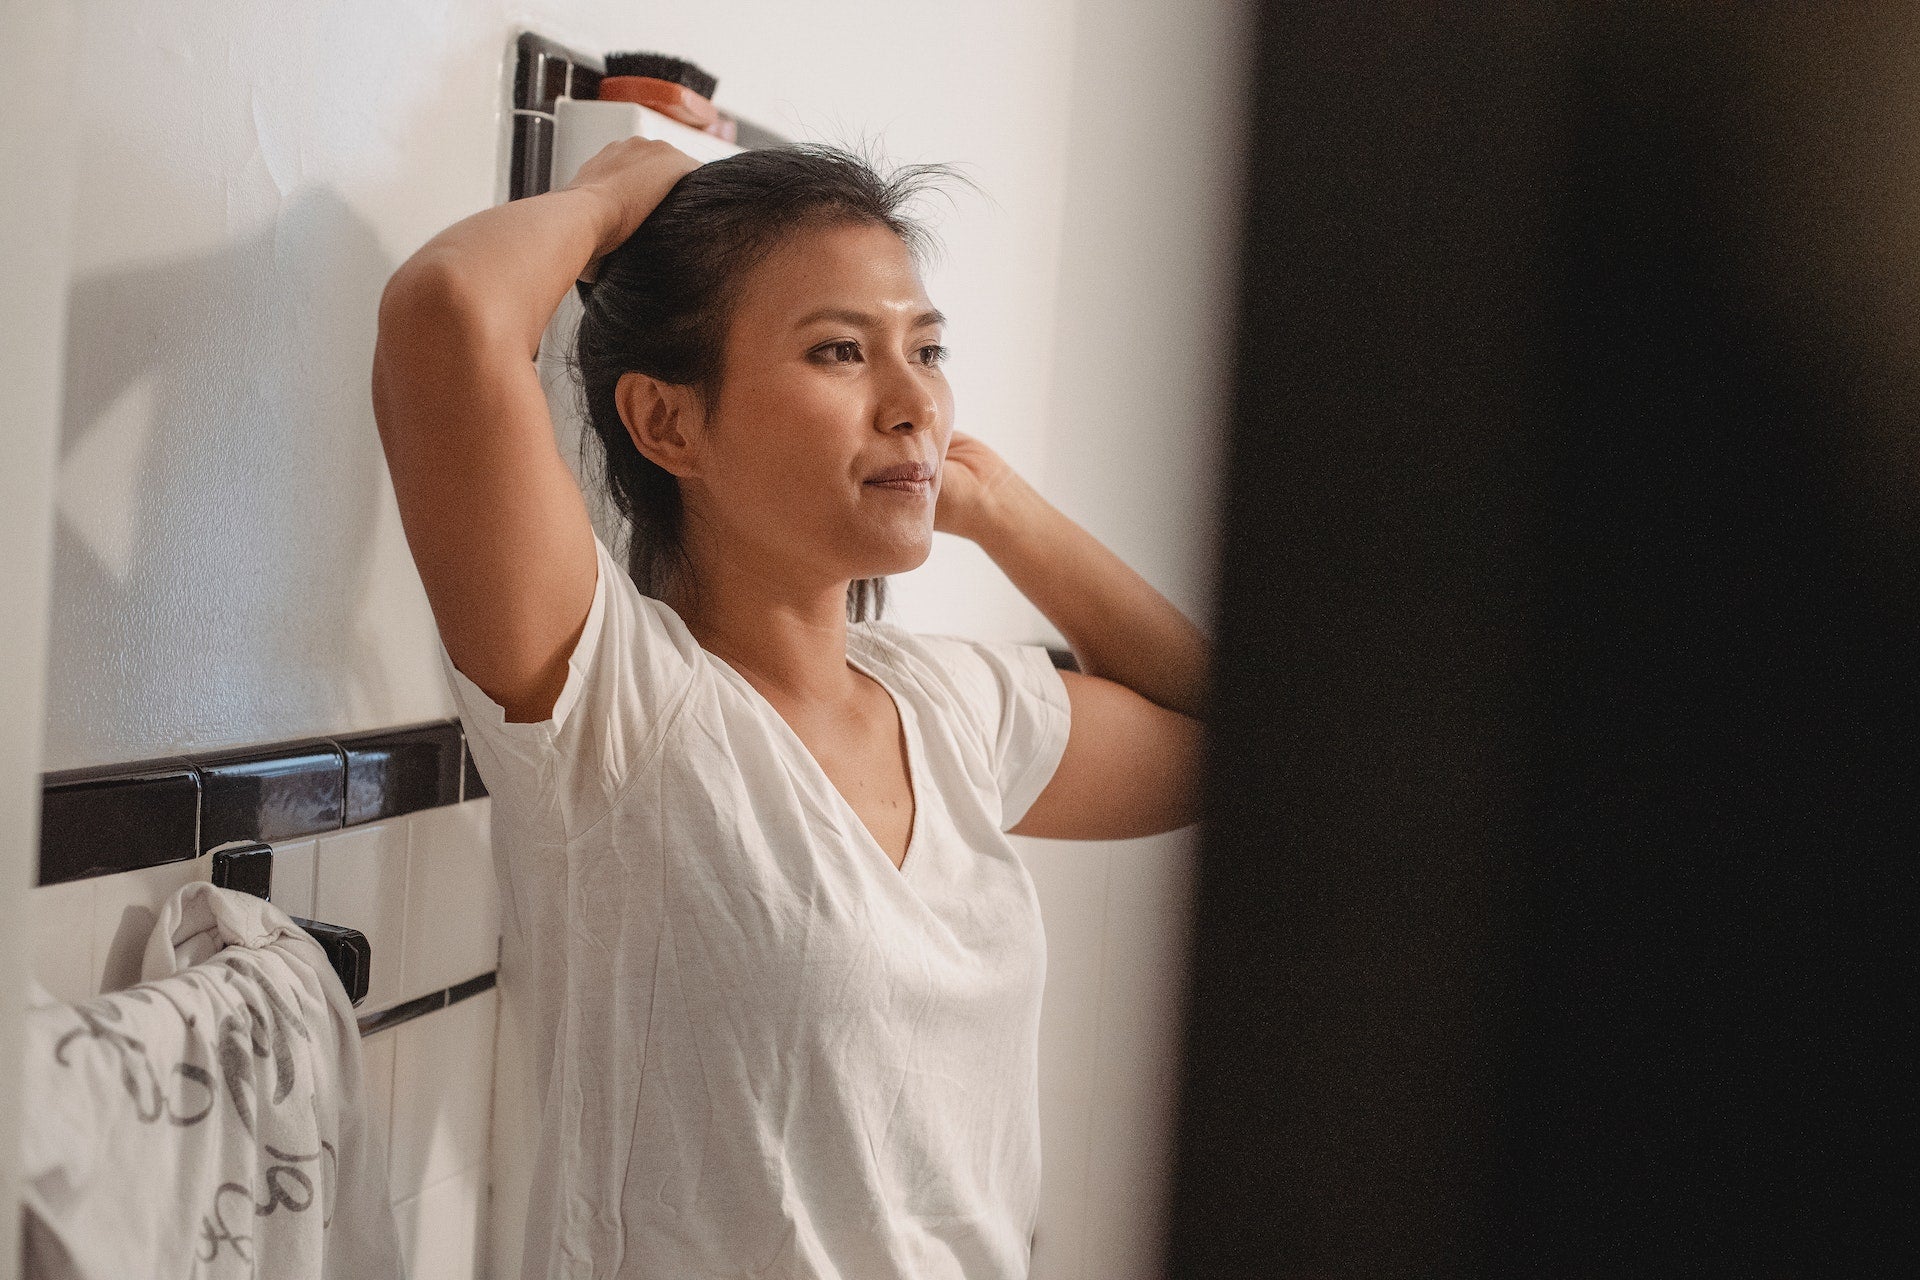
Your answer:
[563,138,703,259]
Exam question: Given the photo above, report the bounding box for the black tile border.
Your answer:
[38,718,483,888]
[195,738,348,850]
[39,641,1053,886]
[357,970,497,1038]
[447,971,499,1006]
[335,721,464,827]
[509,31,603,202]
[463,743,489,803]
[37,758,201,885]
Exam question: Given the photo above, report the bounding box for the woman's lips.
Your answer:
[865,478,932,495]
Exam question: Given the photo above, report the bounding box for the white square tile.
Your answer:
[312,820,410,1012]
[1082,831,1199,1280]
[269,837,317,921]
[488,981,541,1280]
[91,855,211,993]
[31,879,96,1003]
[361,1027,397,1180]
[390,988,497,1197]
[1016,837,1111,1280]
[402,800,500,996]
[393,1166,482,1280]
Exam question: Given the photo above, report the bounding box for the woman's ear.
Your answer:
[615,371,705,478]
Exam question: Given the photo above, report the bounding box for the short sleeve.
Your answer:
[903,632,1073,831]
[435,530,698,839]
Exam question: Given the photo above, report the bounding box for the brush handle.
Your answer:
[597,76,719,130]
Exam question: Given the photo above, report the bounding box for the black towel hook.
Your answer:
[210,844,372,1006]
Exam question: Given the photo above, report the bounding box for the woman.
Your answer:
[371,136,1208,1279]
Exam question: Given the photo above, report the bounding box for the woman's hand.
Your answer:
[934,430,1031,542]
[560,138,703,283]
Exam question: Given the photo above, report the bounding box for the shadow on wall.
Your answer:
[49,178,400,766]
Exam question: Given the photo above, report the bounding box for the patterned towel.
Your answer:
[21,881,403,1279]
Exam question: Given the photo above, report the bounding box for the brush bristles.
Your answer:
[603,51,718,100]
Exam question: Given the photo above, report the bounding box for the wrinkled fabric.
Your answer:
[21,881,402,1280]
[441,529,1071,1280]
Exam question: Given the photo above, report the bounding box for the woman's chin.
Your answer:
[862,528,934,577]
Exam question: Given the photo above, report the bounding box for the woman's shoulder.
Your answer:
[849,618,952,676]
[591,531,709,660]
[851,620,1062,724]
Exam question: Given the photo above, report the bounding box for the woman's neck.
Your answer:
[672,548,861,710]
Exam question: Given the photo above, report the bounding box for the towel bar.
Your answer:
[211,844,372,1006]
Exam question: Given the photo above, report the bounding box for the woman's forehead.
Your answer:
[738,224,932,324]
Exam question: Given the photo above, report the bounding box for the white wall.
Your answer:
[1021,3,1252,1275]
[42,0,1093,772]
[1,7,81,1277]
[26,2,1248,1277]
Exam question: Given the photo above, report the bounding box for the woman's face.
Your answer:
[682,220,954,591]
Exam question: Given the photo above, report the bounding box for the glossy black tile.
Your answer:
[354,969,497,1038]
[447,970,498,1007]
[513,37,571,113]
[191,737,345,851]
[333,720,463,828]
[461,735,489,802]
[509,112,554,201]
[38,757,201,886]
[355,987,446,1038]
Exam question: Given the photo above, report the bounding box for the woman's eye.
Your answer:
[813,341,947,365]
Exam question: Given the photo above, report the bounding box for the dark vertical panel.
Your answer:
[1505,8,1917,1275]
[1168,4,1561,1276]
[1169,4,1911,1278]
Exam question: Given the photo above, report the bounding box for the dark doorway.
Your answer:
[1169,6,1915,1277]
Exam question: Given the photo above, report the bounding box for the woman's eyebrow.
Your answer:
[791,306,947,331]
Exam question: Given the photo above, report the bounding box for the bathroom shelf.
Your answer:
[508,30,792,202]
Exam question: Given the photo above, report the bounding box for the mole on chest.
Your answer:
[813,736,915,868]
[796,681,918,869]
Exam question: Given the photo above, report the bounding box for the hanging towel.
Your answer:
[21,881,404,1280]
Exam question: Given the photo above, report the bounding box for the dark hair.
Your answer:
[568,140,973,623]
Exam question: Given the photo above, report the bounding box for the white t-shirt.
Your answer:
[437,529,1072,1280]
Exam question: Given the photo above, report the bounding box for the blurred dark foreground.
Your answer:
[1174,5,1916,1277]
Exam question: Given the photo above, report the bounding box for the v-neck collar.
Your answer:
[705,633,925,880]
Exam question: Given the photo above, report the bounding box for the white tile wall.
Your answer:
[403,801,500,994]
[384,991,498,1280]
[90,853,212,993]
[1015,827,1200,1280]
[395,1165,485,1280]
[1017,837,1111,1280]
[30,876,96,1003]
[1081,831,1198,1280]
[313,818,412,1012]
[269,836,318,920]
[390,987,498,1194]
[31,795,503,1280]
[363,1026,398,1155]
[31,798,500,1016]
[487,979,542,1280]
[348,800,501,1280]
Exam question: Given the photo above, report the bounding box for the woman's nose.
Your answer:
[878,366,940,433]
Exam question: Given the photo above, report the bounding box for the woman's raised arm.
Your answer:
[935,431,1210,840]
[370,140,698,723]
